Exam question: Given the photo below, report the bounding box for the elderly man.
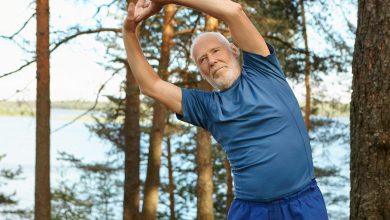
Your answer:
[122,0,329,219]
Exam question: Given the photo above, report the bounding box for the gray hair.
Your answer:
[190,32,231,62]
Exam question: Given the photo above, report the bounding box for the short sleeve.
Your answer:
[242,43,286,81]
[176,88,211,129]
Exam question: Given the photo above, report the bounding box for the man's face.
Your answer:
[192,34,240,91]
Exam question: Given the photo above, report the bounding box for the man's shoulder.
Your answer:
[182,87,214,103]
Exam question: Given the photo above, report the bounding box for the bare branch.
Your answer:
[0,13,36,40]
[172,13,202,38]
[0,78,35,101]
[1,27,121,79]
[0,59,36,79]
[50,27,121,52]
[51,67,124,134]
[264,35,306,54]
[92,0,118,19]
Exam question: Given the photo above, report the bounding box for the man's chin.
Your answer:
[212,67,226,78]
[213,79,231,91]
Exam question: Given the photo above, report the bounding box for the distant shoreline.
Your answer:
[0,100,350,117]
[0,100,113,117]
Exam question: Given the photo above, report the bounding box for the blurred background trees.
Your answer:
[1,0,378,219]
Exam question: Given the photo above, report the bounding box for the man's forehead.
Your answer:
[193,35,227,58]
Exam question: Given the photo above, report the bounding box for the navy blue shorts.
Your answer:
[227,179,329,220]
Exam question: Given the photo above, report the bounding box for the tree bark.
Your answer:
[195,15,218,220]
[123,62,141,220]
[299,0,311,130]
[350,0,390,219]
[167,134,176,220]
[35,0,51,219]
[123,2,141,219]
[196,128,214,220]
[224,159,233,212]
[141,4,175,220]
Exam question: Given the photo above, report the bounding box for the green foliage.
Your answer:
[0,154,22,205]
[52,152,123,220]
[87,95,126,152]
[309,117,350,219]
[52,184,93,220]
[0,155,32,219]
[239,0,304,78]
[212,144,229,220]
[158,122,198,219]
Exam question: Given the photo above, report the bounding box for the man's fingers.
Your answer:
[142,1,151,8]
[135,0,143,9]
[135,0,149,9]
[128,2,135,18]
[133,0,163,23]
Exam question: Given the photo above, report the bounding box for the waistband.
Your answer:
[234,179,318,207]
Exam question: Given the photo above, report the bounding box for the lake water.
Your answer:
[0,110,350,219]
[0,109,109,212]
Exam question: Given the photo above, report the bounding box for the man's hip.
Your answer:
[227,179,329,220]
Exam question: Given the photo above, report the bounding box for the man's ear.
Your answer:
[230,43,240,58]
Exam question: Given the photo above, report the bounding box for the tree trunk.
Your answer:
[141,4,175,220]
[195,15,218,220]
[224,159,233,212]
[167,134,176,220]
[123,2,141,219]
[196,128,214,220]
[299,0,311,130]
[123,62,141,220]
[350,0,390,219]
[35,0,51,219]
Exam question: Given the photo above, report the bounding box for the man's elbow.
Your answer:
[139,83,159,99]
[227,2,244,18]
[138,77,160,98]
[139,86,152,97]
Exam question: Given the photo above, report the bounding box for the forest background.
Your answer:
[1,0,357,219]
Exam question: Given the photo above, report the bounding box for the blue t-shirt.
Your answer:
[176,44,315,202]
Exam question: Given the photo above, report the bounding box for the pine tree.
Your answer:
[35,0,51,219]
[350,0,390,219]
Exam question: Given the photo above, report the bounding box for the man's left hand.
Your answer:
[134,0,165,23]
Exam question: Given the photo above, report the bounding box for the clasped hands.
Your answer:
[123,0,171,33]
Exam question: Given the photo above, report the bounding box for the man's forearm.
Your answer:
[123,33,160,95]
[165,0,269,56]
[170,0,240,22]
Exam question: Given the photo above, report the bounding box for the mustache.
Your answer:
[211,66,226,76]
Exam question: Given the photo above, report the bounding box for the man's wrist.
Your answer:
[122,26,137,35]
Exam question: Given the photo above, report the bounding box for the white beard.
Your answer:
[204,60,240,91]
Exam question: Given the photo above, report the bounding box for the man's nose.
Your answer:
[208,55,217,66]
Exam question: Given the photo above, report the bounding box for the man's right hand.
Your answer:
[124,0,170,34]
[123,2,138,33]
[134,0,167,23]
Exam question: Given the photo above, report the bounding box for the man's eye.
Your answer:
[213,49,219,53]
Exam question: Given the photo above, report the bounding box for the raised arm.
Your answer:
[146,0,270,56]
[123,2,182,114]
